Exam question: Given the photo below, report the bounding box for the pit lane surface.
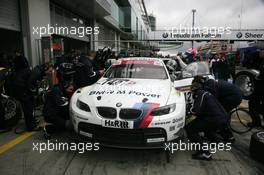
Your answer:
[0,103,264,175]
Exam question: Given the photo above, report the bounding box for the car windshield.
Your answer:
[104,62,168,79]
[183,61,210,77]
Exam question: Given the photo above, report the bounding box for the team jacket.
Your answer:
[192,90,228,123]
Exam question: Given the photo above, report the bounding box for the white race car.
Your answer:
[70,57,186,148]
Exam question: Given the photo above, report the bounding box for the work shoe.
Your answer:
[28,126,42,132]
[43,126,51,140]
[192,152,212,161]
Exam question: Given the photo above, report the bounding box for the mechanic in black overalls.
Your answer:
[42,80,74,136]
[74,52,103,89]
[11,63,52,131]
[186,82,229,161]
[192,75,242,142]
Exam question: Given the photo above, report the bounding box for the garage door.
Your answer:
[0,0,20,31]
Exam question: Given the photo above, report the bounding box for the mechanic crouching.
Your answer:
[192,75,242,142]
[42,80,74,138]
[185,81,229,161]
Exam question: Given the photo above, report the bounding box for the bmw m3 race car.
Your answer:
[70,58,186,148]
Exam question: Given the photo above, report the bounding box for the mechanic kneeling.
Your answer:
[185,81,229,161]
[42,80,74,137]
[192,75,242,142]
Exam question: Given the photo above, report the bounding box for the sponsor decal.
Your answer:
[100,79,136,86]
[89,90,115,95]
[121,60,155,65]
[175,85,191,92]
[133,103,160,129]
[88,90,161,98]
[103,120,131,129]
[163,32,223,39]
[236,32,243,38]
[128,91,161,98]
[153,121,171,126]
[172,117,184,123]
[236,32,264,39]
[162,32,169,38]
[112,59,163,66]
[245,32,263,39]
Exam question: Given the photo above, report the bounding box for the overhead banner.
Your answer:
[149,29,264,41]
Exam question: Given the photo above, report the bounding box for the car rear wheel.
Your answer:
[234,71,255,100]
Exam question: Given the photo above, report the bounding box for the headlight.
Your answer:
[151,103,176,116]
[76,99,91,112]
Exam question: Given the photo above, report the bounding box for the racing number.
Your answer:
[184,92,193,115]
[185,92,192,103]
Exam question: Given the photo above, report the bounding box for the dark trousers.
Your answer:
[17,94,36,131]
[46,116,66,130]
[249,93,264,125]
[44,112,68,133]
[185,118,226,150]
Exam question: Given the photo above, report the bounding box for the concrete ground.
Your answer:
[0,103,264,175]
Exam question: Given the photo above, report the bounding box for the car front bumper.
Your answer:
[76,122,184,149]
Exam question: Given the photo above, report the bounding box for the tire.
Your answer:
[2,97,22,128]
[249,131,264,163]
[234,71,256,100]
[230,108,252,134]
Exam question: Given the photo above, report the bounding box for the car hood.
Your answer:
[78,78,172,108]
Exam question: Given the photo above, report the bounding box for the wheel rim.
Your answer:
[4,99,17,120]
[235,75,254,97]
